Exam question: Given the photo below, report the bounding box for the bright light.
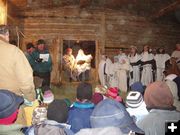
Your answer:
[0,0,7,25]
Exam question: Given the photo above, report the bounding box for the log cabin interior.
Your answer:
[0,0,180,99]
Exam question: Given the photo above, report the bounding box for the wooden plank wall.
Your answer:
[15,7,180,84]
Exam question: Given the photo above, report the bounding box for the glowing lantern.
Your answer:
[0,0,7,25]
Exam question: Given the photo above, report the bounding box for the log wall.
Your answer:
[13,7,180,84]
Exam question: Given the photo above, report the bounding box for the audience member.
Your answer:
[0,90,24,135]
[130,82,145,95]
[67,82,94,133]
[126,91,148,123]
[42,86,54,104]
[26,99,73,135]
[90,99,144,134]
[91,93,104,105]
[106,87,123,102]
[0,25,35,124]
[137,81,180,135]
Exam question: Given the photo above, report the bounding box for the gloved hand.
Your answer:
[36,58,43,63]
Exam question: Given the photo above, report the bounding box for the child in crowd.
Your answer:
[91,85,107,105]
[26,99,73,135]
[126,91,148,123]
[90,99,144,134]
[0,89,24,135]
[67,82,94,133]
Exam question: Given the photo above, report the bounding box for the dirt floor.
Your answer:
[51,81,99,102]
[51,81,127,103]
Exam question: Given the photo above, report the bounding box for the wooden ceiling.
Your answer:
[8,0,180,19]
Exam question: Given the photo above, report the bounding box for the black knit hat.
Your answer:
[47,99,68,123]
[37,39,46,45]
[76,82,92,101]
[26,43,35,50]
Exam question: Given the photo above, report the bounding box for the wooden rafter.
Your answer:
[153,0,180,18]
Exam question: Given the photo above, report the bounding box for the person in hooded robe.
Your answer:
[98,54,107,86]
[128,46,141,85]
[140,45,155,86]
[115,49,130,92]
[154,47,170,81]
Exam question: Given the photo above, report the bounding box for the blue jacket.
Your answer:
[67,102,94,133]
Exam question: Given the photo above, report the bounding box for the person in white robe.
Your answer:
[128,46,142,85]
[154,47,170,81]
[108,57,119,88]
[115,49,130,92]
[171,43,180,70]
[141,45,155,86]
[98,55,112,86]
[98,55,107,86]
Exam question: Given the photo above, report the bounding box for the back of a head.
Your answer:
[0,25,8,35]
[0,89,24,125]
[77,82,92,101]
[126,91,143,108]
[47,99,68,123]
[144,81,174,110]
[90,99,144,134]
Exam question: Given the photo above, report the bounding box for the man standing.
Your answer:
[0,25,35,124]
[32,39,52,87]
[0,25,35,101]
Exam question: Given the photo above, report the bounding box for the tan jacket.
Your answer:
[0,38,35,101]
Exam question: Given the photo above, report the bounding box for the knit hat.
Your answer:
[94,85,107,95]
[144,81,174,110]
[126,91,143,108]
[43,90,54,104]
[32,107,47,125]
[0,89,24,124]
[26,43,35,50]
[37,39,46,45]
[130,82,144,94]
[106,87,122,102]
[90,99,144,134]
[47,99,68,123]
[166,80,180,111]
[77,82,92,101]
[91,93,104,105]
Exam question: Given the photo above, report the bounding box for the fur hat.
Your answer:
[47,99,68,123]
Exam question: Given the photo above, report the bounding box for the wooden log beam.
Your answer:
[153,0,180,18]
